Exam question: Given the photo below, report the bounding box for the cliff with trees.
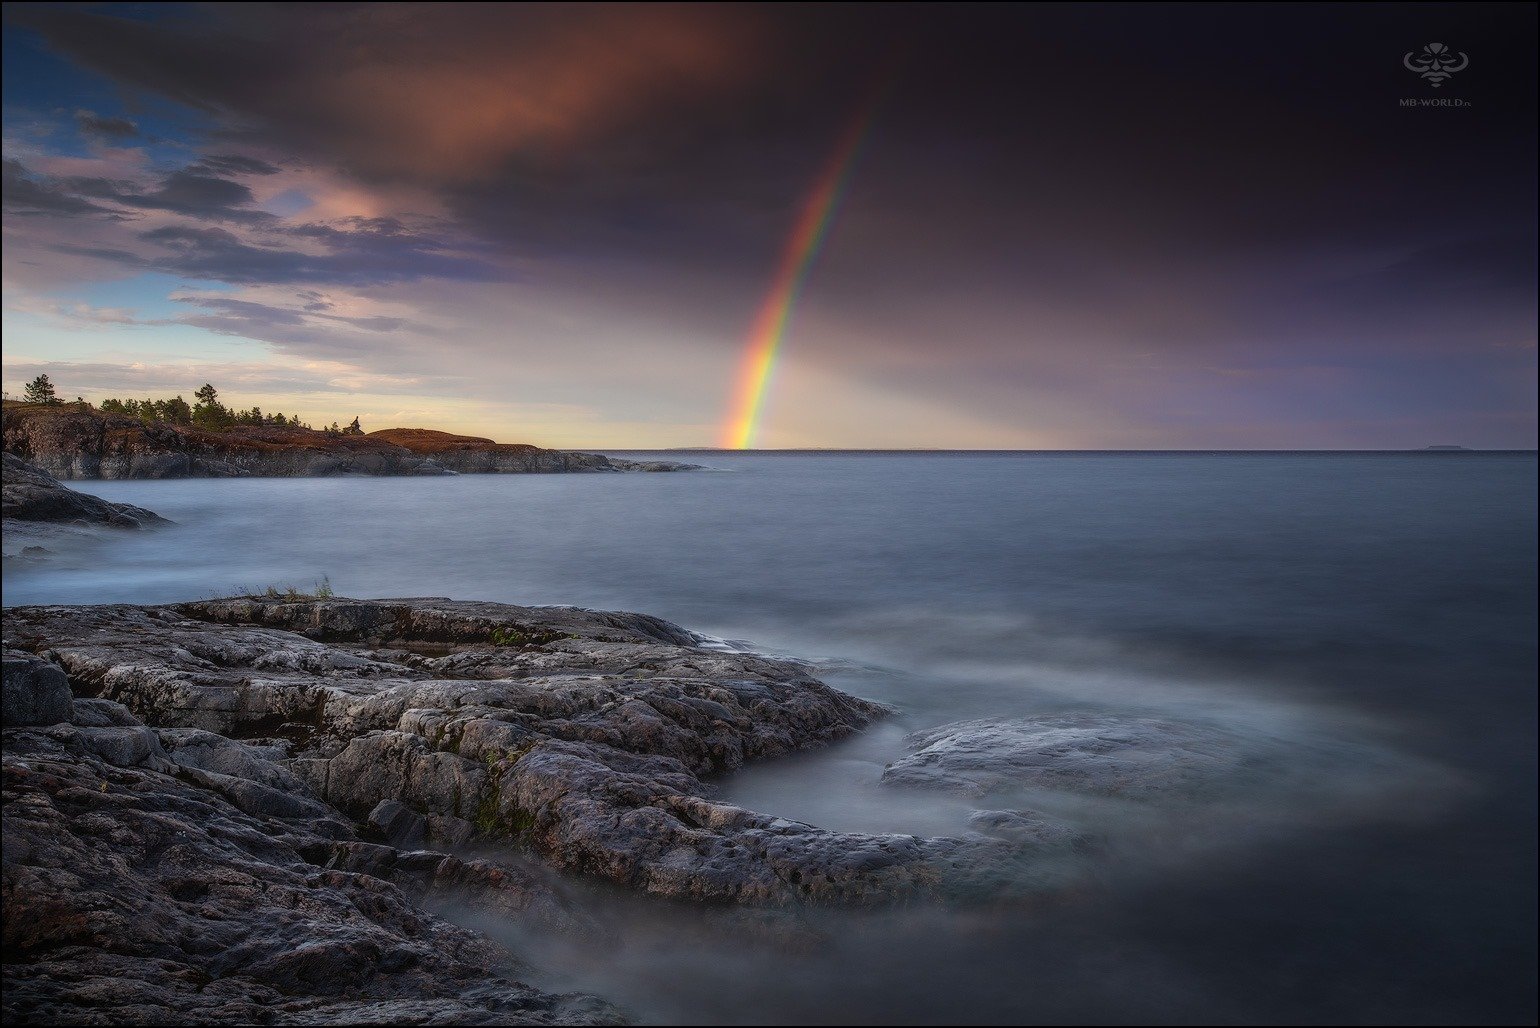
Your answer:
[1,381,691,478]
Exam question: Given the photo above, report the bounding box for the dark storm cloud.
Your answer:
[14,4,1532,271]
[8,4,766,176]
[73,108,136,140]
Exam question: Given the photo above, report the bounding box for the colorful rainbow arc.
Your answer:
[719,103,879,450]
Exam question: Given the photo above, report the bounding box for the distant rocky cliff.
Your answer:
[2,452,166,529]
[1,402,694,479]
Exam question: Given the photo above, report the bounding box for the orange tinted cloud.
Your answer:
[258,5,759,181]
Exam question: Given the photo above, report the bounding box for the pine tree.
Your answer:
[190,383,233,430]
[23,374,59,405]
[163,396,192,424]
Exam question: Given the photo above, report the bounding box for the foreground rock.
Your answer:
[3,597,1046,907]
[4,596,1108,1020]
[2,402,696,479]
[1,650,73,726]
[2,452,166,528]
[2,651,619,1025]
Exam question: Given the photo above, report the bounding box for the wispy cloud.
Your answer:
[73,109,138,141]
[3,158,123,218]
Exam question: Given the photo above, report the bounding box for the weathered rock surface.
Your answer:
[3,597,1045,907]
[2,650,74,727]
[881,715,1259,799]
[2,452,166,528]
[2,402,695,479]
[2,596,1120,1020]
[1,651,620,1025]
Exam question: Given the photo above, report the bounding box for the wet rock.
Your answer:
[882,714,1256,799]
[967,809,1084,847]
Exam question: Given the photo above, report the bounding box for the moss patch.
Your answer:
[489,625,564,648]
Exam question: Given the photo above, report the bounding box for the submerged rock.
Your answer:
[967,809,1086,847]
[881,715,1258,799]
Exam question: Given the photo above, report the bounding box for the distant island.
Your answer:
[2,376,693,479]
[1424,445,1469,451]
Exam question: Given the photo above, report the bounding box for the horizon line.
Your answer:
[595,446,1538,454]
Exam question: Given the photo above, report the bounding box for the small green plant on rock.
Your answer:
[248,574,334,601]
[489,625,561,647]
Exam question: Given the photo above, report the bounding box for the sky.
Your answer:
[2,3,1535,449]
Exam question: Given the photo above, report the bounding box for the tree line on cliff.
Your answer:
[17,374,362,436]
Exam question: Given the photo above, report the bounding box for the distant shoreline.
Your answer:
[1,401,698,479]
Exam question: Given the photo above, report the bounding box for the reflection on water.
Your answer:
[5,452,1535,1023]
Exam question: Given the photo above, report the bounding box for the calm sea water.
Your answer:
[6,452,1536,1024]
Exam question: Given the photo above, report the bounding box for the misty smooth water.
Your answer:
[5,452,1536,1024]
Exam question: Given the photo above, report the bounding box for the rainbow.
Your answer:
[719,104,878,449]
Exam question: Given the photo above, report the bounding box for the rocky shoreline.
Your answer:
[0,457,1107,1021]
[3,453,169,564]
[2,453,167,530]
[2,402,696,479]
[0,594,1069,1023]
